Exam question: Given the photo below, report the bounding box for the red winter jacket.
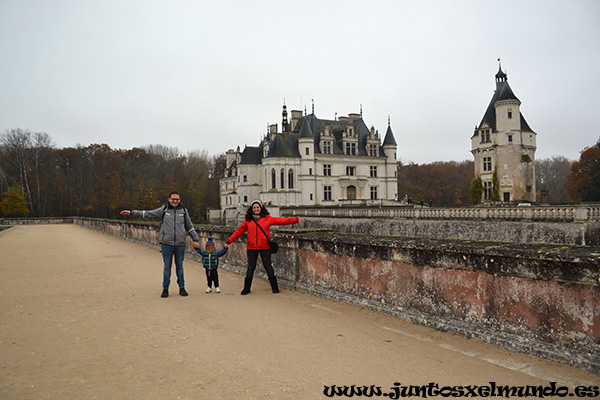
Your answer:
[227,215,299,250]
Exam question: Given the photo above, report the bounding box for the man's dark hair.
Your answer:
[168,191,180,198]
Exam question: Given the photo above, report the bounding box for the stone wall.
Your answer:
[2,217,599,374]
[281,204,600,246]
[296,217,600,246]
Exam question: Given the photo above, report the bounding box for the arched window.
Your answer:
[271,169,276,189]
[288,169,294,189]
[280,169,285,188]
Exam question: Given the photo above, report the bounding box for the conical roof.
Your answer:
[383,124,397,145]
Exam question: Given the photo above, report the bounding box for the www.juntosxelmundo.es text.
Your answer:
[323,382,599,398]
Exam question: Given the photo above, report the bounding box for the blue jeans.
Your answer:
[161,244,186,289]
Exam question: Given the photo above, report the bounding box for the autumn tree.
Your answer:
[565,139,600,202]
[0,187,30,217]
[397,160,473,206]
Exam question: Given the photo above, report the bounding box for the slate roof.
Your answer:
[239,146,262,164]
[260,111,397,160]
[267,132,301,158]
[383,125,397,146]
[478,68,535,133]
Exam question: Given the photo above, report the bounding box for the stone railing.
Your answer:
[283,204,600,222]
[281,204,600,246]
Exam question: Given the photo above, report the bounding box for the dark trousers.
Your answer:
[246,249,275,279]
[205,269,219,288]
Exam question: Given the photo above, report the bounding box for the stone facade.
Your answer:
[471,65,537,203]
[220,105,398,224]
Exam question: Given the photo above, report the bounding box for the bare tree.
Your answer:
[30,132,55,215]
[0,128,33,212]
[535,156,573,204]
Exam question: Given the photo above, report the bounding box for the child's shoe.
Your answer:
[205,287,212,293]
[215,287,221,293]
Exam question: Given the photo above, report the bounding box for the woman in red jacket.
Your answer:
[226,200,302,295]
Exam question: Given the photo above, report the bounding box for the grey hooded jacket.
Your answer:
[131,204,200,246]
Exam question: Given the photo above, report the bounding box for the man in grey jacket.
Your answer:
[120,192,200,298]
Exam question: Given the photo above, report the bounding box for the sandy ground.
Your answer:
[0,224,597,399]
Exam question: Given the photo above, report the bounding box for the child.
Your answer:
[196,237,228,293]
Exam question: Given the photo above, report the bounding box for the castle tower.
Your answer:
[471,63,537,203]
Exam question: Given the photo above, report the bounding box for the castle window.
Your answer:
[244,195,248,202]
[280,169,284,188]
[324,186,332,201]
[484,181,492,200]
[345,143,356,155]
[323,164,331,176]
[346,166,355,176]
[369,144,378,156]
[271,169,276,189]
[243,175,247,182]
[305,147,310,155]
[481,129,491,143]
[288,169,294,189]
[323,141,332,154]
[370,166,377,177]
[309,168,312,175]
[370,186,378,200]
[483,157,492,172]
[508,109,513,119]
[310,193,313,201]
[508,135,513,143]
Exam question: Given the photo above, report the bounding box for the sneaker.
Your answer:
[179,288,188,296]
[205,287,212,293]
[161,289,169,298]
[215,287,221,293]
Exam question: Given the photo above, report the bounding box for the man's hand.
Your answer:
[192,242,200,249]
[120,210,131,216]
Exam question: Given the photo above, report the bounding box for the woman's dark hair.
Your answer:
[245,203,270,221]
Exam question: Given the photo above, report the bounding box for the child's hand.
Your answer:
[224,243,229,248]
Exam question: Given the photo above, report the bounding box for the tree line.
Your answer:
[0,128,225,220]
[1,128,598,217]
[397,138,599,207]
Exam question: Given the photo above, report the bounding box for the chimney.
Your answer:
[291,110,303,131]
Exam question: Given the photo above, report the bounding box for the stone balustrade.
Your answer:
[283,204,600,222]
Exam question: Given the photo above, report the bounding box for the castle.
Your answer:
[471,64,537,202]
[217,64,537,223]
[220,104,398,223]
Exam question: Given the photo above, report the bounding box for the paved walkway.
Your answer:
[0,225,597,399]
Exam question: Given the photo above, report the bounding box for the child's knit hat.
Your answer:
[205,237,216,253]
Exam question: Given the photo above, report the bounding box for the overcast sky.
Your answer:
[1,0,599,164]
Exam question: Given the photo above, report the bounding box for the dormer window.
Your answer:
[322,141,332,154]
[369,144,378,156]
[345,143,356,155]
